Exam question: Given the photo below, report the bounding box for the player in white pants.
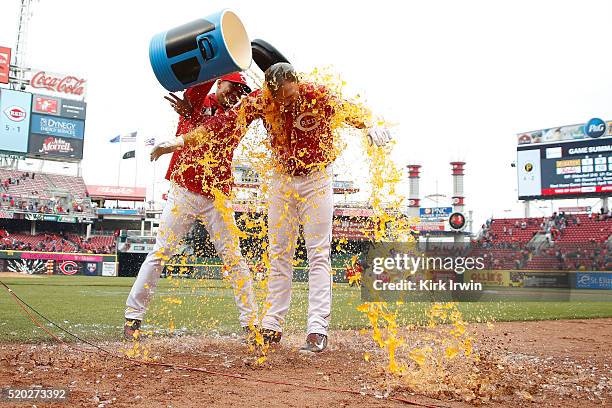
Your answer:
[124,73,258,339]
[261,166,334,340]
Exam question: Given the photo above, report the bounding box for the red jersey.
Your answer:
[165,82,240,198]
[259,83,337,175]
[190,82,338,177]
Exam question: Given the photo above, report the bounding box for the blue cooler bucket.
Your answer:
[149,9,252,92]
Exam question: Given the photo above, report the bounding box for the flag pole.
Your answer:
[117,135,123,187]
[152,160,156,209]
[134,143,138,188]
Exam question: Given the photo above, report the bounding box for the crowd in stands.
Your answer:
[0,229,116,254]
[474,210,612,271]
[1,194,85,214]
[0,170,90,215]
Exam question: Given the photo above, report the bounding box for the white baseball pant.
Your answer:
[125,185,257,327]
[261,166,334,336]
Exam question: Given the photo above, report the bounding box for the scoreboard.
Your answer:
[0,88,86,161]
[517,119,612,199]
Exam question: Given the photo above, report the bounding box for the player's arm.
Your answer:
[181,92,261,147]
[150,96,258,161]
[341,100,392,147]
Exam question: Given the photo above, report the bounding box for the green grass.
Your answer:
[1,275,611,342]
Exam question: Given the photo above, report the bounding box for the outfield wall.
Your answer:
[462,270,612,290]
[0,250,118,277]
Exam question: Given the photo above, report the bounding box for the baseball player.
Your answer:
[154,63,391,352]
[124,73,258,340]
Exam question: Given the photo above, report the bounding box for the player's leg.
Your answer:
[296,167,334,352]
[124,186,196,337]
[198,195,257,329]
[260,172,299,339]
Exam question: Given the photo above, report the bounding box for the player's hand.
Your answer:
[367,126,392,147]
[150,139,184,161]
[164,93,193,117]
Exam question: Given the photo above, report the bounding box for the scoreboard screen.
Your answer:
[0,89,32,153]
[517,137,612,199]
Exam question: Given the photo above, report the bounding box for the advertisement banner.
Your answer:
[59,99,86,120]
[465,270,510,286]
[517,119,612,146]
[519,272,570,288]
[30,113,84,139]
[0,46,10,84]
[332,217,374,239]
[102,262,117,277]
[32,94,61,116]
[20,252,103,262]
[28,133,84,160]
[27,70,87,99]
[0,89,32,153]
[415,221,446,232]
[419,207,452,220]
[86,185,147,201]
[0,210,14,219]
[96,208,139,216]
[575,272,612,290]
[558,206,590,213]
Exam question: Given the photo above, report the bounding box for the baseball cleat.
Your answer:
[299,333,328,353]
[123,318,142,341]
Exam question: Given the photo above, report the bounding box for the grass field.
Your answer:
[1,275,612,342]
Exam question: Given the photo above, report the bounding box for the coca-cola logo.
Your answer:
[3,106,26,122]
[39,137,74,153]
[0,52,8,67]
[30,71,86,96]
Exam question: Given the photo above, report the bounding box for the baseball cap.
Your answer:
[218,72,251,93]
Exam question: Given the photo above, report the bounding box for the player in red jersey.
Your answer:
[124,73,258,340]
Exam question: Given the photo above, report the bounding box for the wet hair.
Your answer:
[264,63,298,94]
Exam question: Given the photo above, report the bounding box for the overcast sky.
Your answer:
[1,0,611,228]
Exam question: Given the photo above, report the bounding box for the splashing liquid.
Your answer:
[147,66,406,363]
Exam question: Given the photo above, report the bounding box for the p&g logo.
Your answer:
[584,118,606,138]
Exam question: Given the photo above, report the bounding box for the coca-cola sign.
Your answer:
[28,70,87,99]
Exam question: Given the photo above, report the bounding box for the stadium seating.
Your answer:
[477,213,611,270]
[0,169,94,215]
[483,217,544,244]
[553,216,612,243]
[2,233,78,252]
[0,231,116,254]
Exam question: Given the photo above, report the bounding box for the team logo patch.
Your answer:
[294,112,320,132]
[524,163,533,172]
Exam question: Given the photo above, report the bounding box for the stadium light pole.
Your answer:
[11,0,38,90]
